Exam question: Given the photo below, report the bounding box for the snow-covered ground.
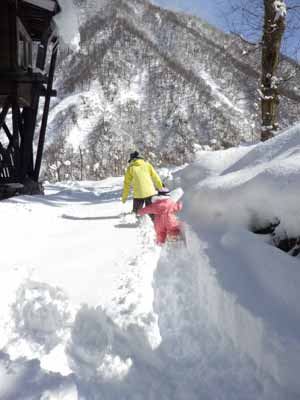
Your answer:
[1,124,300,399]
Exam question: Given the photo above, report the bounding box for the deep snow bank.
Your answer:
[62,224,289,399]
[0,351,77,399]
[153,235,287,399]
[182,124,300,238]
[66,215,162,384]
[1,125,300,399]
[173,124,300,394]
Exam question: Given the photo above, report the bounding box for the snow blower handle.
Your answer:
[169,188,184,203]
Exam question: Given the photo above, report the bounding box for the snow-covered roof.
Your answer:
[54,0,80,50]
[19,0,60,40]
[22,0,58,12]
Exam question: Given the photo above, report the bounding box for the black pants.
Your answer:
[132,196,152,213]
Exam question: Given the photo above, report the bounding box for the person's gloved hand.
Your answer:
[158,187,170,195]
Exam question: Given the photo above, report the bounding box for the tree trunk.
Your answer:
[79,146,83,181]
[261,0,286,141]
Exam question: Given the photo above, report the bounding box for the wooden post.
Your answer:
[0,97,11,129]
[34,41,58,181]
[8,0,18,72]
[36,28,51,70]
[21,105,38,179]
[11,99,21,179]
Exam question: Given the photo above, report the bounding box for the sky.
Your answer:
[153,0,300,59]
[153,0,227,30]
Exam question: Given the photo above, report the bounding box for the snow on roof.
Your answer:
[23,0,57,12]
[54,0,80,50]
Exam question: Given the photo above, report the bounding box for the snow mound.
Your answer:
[153,234,282,398]
[1,128,300,399]
[67,215,161,383]
[174,145,253,189]
[182,124,300,237]
[0,351,77,400]
[12,281,71,353]
[171,125,300,395]
[106,215,161,349]
[67,305,132,381]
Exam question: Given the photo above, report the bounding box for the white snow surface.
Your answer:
[54,0,80,50]
[1,124,300,398]
[199,69,244,114]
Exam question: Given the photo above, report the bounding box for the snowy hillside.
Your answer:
[43,0,300,180]
[1,124,300,399]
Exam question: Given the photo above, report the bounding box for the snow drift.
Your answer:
[183,124,300,238]
[1,125,300,398]
[175,123,300,394]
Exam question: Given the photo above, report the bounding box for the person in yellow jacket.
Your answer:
[122,151,163,212]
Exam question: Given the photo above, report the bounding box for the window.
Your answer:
[17,18,32,70]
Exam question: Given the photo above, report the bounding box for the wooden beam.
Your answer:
[2,123,13,144]
[20,90,40,179]
[34,41,58,181]
[39,86,57,97]
[0,72,48,83]
[8,0,18,71]
[0,142,14,179]
[0,98,11,130]
[36,27,51,70]
[20,107,34,178]
[0,142,6,155]
[17,106,24,142]
[11,99,21,176]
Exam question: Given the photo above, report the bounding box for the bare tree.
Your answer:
[261,0,286,141]
[222,0,300,56]
[79,146,84,181]
[220,0,300,141]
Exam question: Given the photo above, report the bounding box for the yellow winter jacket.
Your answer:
[122,159,163,203]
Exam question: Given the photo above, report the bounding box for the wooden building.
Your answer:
[0,0,61,197]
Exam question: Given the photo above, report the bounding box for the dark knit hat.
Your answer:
[128,151,141,163]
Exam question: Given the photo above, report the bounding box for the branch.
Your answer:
[230,32,261,46]
[286,5,300,10]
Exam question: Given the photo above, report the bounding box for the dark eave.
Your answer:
[18,0,60,41]
[22,0,57,12]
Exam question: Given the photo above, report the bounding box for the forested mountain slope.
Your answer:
[44,0,300,180]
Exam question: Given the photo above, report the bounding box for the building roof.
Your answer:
[19,0,61,40]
